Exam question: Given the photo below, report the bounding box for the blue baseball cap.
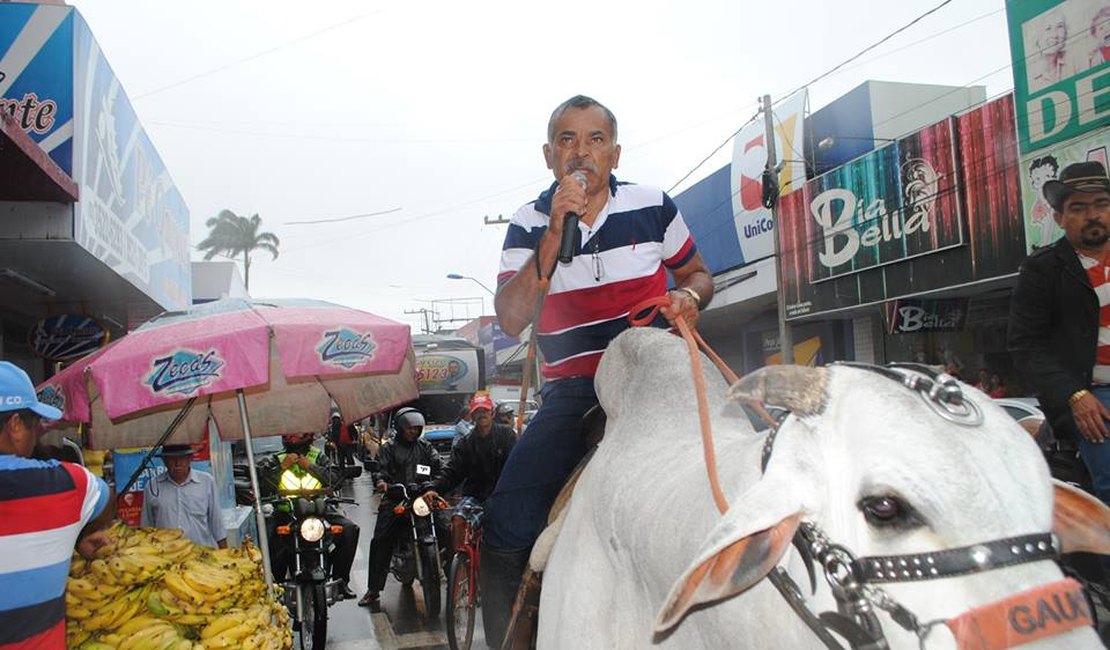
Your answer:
[0,361,62,420]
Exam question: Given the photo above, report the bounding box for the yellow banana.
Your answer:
[66,604,92,619]
[180,570,225,596]
[68,576,97,596]
[200,610,248,639]
[116,614,166,635]
[118,623,176,650]
[169,613,207,625]
[163,572,205,605]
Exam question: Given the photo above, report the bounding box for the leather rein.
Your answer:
[626,297,1090,650]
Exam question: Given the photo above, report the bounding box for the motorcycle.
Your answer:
[263,465,361,650]
[384,482,449,617]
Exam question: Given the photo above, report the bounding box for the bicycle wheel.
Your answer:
[446,553,475,650]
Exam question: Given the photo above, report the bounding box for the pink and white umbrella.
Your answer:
[37,298,419,587]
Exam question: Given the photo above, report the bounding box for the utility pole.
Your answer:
[764,94,794,365]
[403,307,434,335]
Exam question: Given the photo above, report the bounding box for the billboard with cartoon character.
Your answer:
[1019,126,1110,249]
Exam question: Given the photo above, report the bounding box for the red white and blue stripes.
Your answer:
[499,176,696,380]
[0,455,108,649]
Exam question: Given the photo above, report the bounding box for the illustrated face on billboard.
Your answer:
[1009,0,1110,152]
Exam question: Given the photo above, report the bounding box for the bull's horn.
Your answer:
[726,366,829,416]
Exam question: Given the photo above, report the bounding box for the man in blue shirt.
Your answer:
[141,444,227,549]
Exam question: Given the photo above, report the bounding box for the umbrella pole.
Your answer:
[237,389,275,591]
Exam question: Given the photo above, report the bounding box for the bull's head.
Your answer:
[655,365,1110,647]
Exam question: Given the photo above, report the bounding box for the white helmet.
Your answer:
[394,407,426,430]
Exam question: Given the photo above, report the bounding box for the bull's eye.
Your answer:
[859,495,921,529]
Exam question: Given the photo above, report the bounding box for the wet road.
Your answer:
[319,472,489,650]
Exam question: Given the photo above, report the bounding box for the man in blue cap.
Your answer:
[0,361,112,649]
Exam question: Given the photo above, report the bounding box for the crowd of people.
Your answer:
[6,93,1110,650]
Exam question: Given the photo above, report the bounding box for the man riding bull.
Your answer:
[485,94,713,646]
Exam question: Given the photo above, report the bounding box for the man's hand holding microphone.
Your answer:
[550,170,589,264]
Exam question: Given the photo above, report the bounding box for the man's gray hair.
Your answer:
[547,95,618,144]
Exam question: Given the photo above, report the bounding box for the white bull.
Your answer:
[536,327,1110,649]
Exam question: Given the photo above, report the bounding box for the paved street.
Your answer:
[318,472,489,650]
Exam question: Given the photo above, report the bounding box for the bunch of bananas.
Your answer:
[64,523,291,650]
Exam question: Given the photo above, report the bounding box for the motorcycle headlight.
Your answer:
[300,517,326,542]
[412,496,431,517]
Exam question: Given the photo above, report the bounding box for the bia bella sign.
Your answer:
[1007,0,1110,153]
[885,298,969,335]
[790,118,965,283]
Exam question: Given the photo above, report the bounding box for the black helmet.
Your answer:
[394,407,426,430]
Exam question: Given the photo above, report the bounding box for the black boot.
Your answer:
[480,546,530,649]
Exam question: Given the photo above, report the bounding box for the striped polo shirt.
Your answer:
[499,175,697,381]
[0,455,108,650]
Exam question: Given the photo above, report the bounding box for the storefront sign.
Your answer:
[29,313,109,361]
[778,96,1026,321]
[885,299,969,334]
[794,118,963,283]
[730,90,807,263]
[0,4,74,174]
[72,13,191,311]
[1007,0,1110,153]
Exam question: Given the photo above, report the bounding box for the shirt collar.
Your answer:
[534,174,620,216]
[160,469,197,486]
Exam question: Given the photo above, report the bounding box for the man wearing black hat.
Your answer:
[1010,160,1110,506]
[141,443,227,548]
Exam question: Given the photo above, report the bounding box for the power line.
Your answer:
[133,8,384,100]
[774,0,957,108]
[666,0,959,196]
[285,207,402,226]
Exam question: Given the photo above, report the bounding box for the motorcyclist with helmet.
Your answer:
[258,431,360,599]
[358,407,445,610]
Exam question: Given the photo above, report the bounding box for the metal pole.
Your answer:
[764,93,795,365]
[237,389,274,591]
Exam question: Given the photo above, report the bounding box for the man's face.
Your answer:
[1095,19,1110,47]
[543,106,621,194]
[471,408,492,433]
[400,424,422,443]
[164,455,192,483]
[1039,20,1067,54]
[1056,190,1110,249]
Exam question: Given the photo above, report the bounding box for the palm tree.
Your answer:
[196,210,280,290]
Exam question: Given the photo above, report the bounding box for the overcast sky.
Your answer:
[68,0,1014,333]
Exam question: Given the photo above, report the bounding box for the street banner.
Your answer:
[884,298,969,335]
[778,95,1025,321]
[731,90,807,263]
[1007,0,1110,153]
[1019,126,1110,249]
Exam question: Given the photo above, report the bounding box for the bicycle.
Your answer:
[445,497,483,650]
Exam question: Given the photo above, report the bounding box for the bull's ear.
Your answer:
[654,477,806,635]
[1054,480,1110,554]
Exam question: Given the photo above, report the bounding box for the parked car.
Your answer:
[422,424,457,457]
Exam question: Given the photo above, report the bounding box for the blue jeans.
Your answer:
[1077,386,1110,507]
[482,377,597,551]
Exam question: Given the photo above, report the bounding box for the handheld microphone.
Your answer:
[558,171,588,264]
